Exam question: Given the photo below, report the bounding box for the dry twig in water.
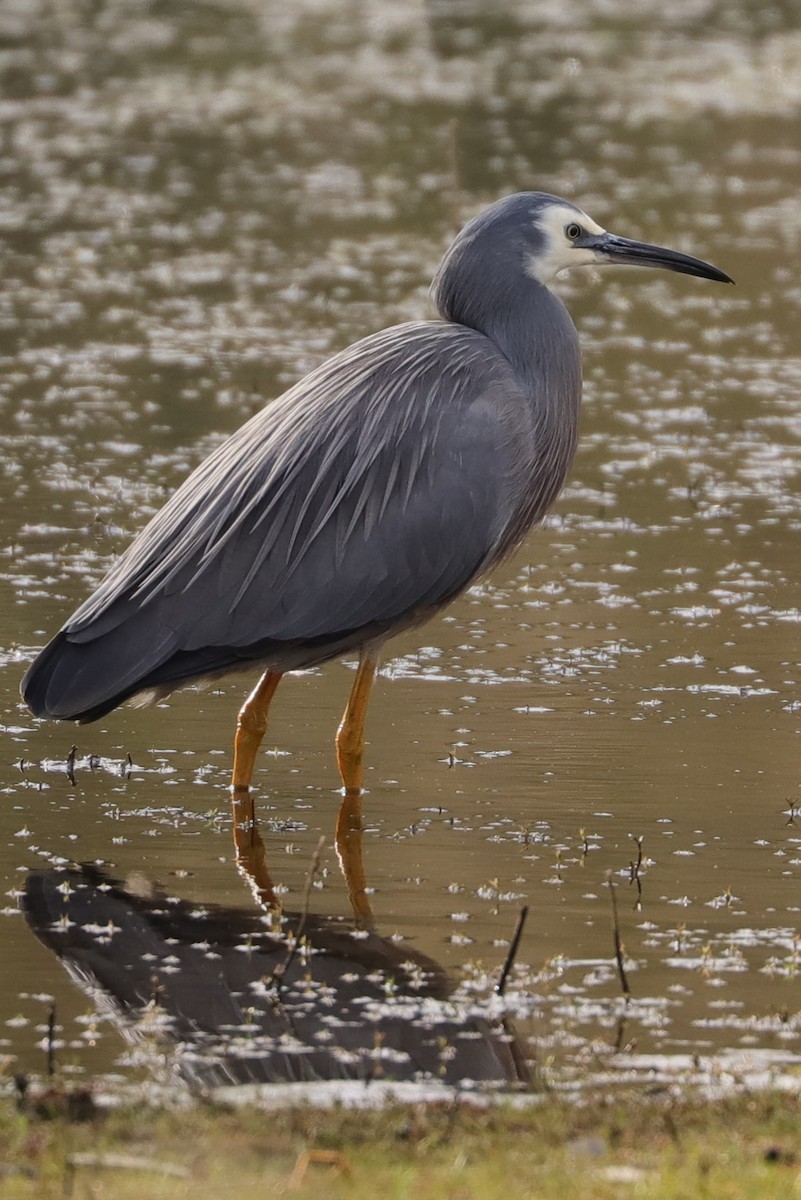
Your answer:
[269,835,325,990]
[496,905,529,996]
[607,874,631,1001]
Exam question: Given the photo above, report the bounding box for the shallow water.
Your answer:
[2,0,801,1093]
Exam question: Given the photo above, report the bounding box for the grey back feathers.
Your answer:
[22,194,583,723]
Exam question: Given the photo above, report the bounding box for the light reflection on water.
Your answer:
[2,0,801,1093]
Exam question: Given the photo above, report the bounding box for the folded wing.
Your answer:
[22,322,528,722]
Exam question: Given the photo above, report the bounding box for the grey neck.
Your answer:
[432,237,583,533]
[432,239,581,411]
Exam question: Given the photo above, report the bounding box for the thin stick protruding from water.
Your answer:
[66,745,77,786]
[496,905,529,996]
[269,835,325,991]
[607,874,631,1002]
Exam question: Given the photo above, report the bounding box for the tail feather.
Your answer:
[21,616,182,723]
[21,604,386,725]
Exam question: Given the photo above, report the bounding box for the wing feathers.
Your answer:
[25,321,528,718]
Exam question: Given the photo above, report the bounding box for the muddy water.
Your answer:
[2,1,801,1090]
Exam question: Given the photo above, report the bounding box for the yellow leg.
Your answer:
[334,649,378,923]
[335,649,377,794]
[231,670,282,794]
[230,670,282,909]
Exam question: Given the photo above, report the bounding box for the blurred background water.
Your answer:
[2,0,801,1091]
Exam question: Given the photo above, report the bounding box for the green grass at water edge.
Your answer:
[1,1090,800,1198]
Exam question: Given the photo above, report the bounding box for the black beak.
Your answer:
[585,232,733,284]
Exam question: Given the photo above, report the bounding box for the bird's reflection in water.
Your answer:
[23,810,529,1092]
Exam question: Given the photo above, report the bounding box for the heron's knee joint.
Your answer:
[237,709,268,738]
[336,727,364,760]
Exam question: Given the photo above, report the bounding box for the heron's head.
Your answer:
[521,193,732,285]
[433,192,731,328]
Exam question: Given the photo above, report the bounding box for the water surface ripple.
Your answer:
[1,1,800,1094]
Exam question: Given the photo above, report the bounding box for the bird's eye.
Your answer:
[566,223,583,241]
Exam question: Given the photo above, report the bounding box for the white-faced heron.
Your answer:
[22,193,732,809]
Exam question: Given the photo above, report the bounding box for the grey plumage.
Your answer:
[21,192,730,726]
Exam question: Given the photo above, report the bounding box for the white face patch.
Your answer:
[525,202,607,285]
